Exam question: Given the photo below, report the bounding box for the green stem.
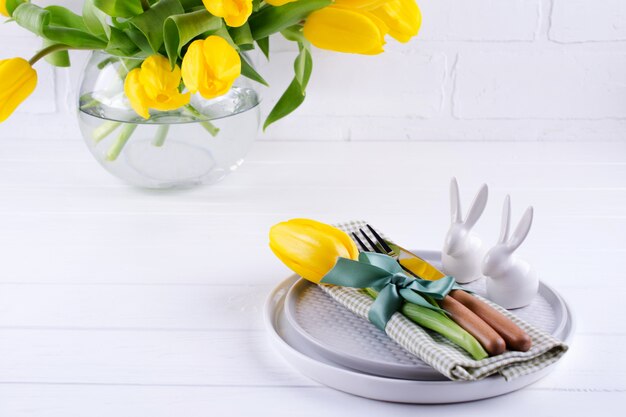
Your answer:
[93,121,122,144]
[152,124,170,147]
[29,44,80,66]
[184,105,220,137]
[106,124,137,161]
[140,0,151,11]
[364,288,488,361]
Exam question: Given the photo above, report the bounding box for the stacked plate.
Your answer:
[265,250,574,404]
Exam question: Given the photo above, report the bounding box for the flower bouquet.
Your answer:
[0,0,421,187]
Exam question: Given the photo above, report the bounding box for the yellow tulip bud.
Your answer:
[371,0,422,43]
[124,55,190,119]
[269,219,359,284]
[303,6,387,55]
[1,1,9,17]
[0,58,37,123]
[181,36,241,100]
[265,0,297,5]
[202,0,252,28]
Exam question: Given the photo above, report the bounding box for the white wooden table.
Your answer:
[0,139,624,416]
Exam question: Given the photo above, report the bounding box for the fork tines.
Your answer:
[366,224,393,253]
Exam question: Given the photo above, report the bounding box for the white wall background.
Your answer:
[0,0,625,141]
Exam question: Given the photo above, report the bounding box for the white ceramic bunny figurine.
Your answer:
[442,177,489,284]
[483,195,539,309]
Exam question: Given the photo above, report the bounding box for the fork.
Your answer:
[352,224,421,278]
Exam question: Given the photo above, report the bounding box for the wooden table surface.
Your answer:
[0,139,624,416]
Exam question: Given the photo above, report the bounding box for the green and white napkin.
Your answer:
[319,221,569,382]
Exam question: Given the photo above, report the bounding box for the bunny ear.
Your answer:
[507,206,534,252]
[450,177,462,223]
[464,184,488,229]
[498,195,511,244]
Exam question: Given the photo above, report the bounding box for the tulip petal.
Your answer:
[334,0,389,11]
[203,0,252,28]
[303,6,386,55]
[139,55,182,100]
[372,0,421,43]
[0,1,9,17]
[291,218,359,260]
[269,219,359,283]
[124,68,151,119]
[181,40,206,95]
[182,36,241,100]
[0,58,38,123]
[202,35,241,83]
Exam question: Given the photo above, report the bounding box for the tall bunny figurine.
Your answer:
[442,177,489,284]
[483,196,539,309]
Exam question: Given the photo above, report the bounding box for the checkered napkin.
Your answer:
[318,220,569,382]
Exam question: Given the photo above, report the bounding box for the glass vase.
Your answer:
[78,51,260,189]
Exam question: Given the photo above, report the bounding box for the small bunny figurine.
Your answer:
[442,177,489,284]
[483,196,539,309]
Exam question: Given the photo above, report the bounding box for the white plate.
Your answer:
[265,250,574,404]
[283,250,570,381]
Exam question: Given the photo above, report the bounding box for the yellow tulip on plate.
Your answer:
[0,58,37,123]
[181,35,241,100]
[269,218,359,284]
[202,0,252,28]
[124,55,190,119]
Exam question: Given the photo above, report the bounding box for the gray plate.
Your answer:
[265,250,574,403]
[283,250,570,381]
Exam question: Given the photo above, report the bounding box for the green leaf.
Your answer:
[83,0,111,38]
[42,39,70,67]
[263,78,306,131]
[229,23,253,48]
[125,27,155,55]
[294,46,312,93]
[256,37,270,60]
[106,27,141,57]
[240,53,269,87]
[46,6,89,31]
[129,0,185,54]
[13,3,108,49]
[5,0,27,16]
[264,30,314,129]
[180,0,205,11]
[249,0,331,40]
[93,0,144,18]
[163,9,222,68]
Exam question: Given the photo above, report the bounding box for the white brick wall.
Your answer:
[0,0,624,141]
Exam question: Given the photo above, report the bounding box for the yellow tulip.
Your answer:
[0,58,37,123]
[371,0,422,43]
[269,219,359,284]
[202,0,252,27]
[265,0,297,5]
[303,6,387,55]
[334,0,390,11]
[124,55,190,119]
[1,0,9,17]
[181,35,241,100]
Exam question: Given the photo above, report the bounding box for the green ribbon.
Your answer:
[320,252,456,331]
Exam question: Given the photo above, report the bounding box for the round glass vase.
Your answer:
[78,51,261,189]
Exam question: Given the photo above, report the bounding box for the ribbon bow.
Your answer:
[320,252,455,331]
